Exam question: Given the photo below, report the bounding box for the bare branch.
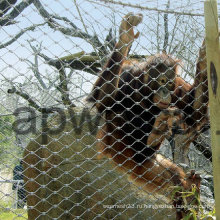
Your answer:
[8,87,42,111]
[27,41,48,89]
[38,53,61,69]
[163,0,170,52]
[90,0,204,17]
[73,0,100,55]
[0,0,17,17]
[51,14,78,29]
[156,12,160,53]
[7,87,67,113]
[47,76,59,90]
[67,69,74,79]
[0,23,46,49]
[175,22,190,56]
[39,50,148,77]
[60,52,85,61]
[57,67,74,107]
[105,28,116,51]
[170,44,180,55]
[33,0,108,56]
[0,0,34,26]
[168,15,181,54]
[34,51,75,107]
[39,52,100,75]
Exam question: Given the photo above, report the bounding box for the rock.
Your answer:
[23,114,176,219]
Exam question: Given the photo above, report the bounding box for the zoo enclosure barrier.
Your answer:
[0,0,216,219]
[0,180,25,209]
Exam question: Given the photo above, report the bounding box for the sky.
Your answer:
[0,0,211,109]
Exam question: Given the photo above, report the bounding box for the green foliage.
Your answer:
[0,201,27,220]
[171,184,215,220]
[0,113,17,166]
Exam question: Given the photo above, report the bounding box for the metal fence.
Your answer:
[0,0,215,219]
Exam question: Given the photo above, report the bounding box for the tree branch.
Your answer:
[168,15,180,54]
[105,28,116,51]
[35,52,76,107]
[73,0,99,55]
[39,51,149,76]
[57,67,74,107]
[27,41,48,89]
[156,12,160,53]
[0,0,34,26]
[92,0,204,17]
[8,87,42,111]
[163,0,170,52]
[39,52,101,75]
[0,0,17,17]
[33,0,108,56]
[0,23,46,49]
[7,87,67,113]
[38,52,61,69]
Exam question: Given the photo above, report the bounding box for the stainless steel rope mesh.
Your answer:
[0,0,215,219]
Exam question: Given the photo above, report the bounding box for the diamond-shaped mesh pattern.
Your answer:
[0,0,215,219]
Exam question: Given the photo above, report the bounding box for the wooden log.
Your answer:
[204,0,220,218]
